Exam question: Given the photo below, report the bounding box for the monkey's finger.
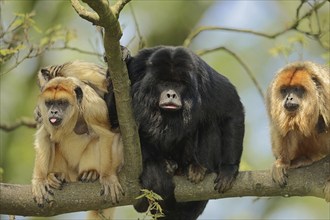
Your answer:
[79,172,88,182]
[88,170,100,182]
[92,172,100,182]
[110,186,117,204]
[86,171,94,182]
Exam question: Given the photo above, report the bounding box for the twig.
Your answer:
[0,117,36,132]
[52,46,103,57]
[196,47,264,100]
[183,0,328,48]
[0,45,102,77]
[71,0,100,25]
[112,0,131,18]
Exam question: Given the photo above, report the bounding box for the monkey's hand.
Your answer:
[271,159,289,187]
[32,178,54,207]
[47,172,66,189]
[100,175,124,204]
[78,170,100,182]
[214,164,239,193]
[188,163,207,183]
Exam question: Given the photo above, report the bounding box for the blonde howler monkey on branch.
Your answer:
[266,61,330,202]
[32,61,124,218]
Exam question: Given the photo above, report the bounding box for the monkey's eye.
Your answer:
[45,101,54,108]
[294,86,305,97]
[280,88,288,95]
[56,100,69,107]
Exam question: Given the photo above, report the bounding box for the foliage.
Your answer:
[136,189,165,220]
[0,11,79,76]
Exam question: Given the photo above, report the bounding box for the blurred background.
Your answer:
[0,0,329,219]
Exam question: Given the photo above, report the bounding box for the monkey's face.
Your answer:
[39,77,82,131]
[45,99,69,127]
[158,83,183,112]
[280,86,305,113]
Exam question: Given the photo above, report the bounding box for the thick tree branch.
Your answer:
[71,0,142,181]
[0,156,329,216]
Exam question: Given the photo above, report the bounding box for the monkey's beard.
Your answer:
[274,100,319,137]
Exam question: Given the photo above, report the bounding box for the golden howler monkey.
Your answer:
[267,61,330,201]
[31,76,124,208]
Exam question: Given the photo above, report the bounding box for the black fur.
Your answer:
[104,73,119,130]
[106,46,245,220]
[74,86,83,104]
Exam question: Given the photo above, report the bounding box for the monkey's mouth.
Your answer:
[49,117,62,126]
[159,102,182,111]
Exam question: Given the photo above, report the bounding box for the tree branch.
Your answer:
[0,117,36,131]
[196,46,264,100]
[1,156,328,216]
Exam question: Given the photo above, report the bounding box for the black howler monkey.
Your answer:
[106,46,245,219]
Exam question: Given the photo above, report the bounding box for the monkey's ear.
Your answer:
[74,86,83,104]
[74,116,89,135]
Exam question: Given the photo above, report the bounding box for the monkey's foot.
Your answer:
[214,165,238,193]
[100,174,124,204]
[79,170,99,182]
[47,172,66,189]
[271,160,289,187]
[324,179,330,202]
[32,178,54,207]
[165,159,178,175]
[188,163,207,183]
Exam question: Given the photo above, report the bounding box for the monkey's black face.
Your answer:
[280,86,305,112]
[45,99,69,126]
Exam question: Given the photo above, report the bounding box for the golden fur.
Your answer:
[267,61,330,201]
